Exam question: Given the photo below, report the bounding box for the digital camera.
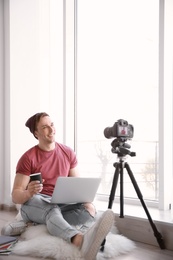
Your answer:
[104,119,134,139]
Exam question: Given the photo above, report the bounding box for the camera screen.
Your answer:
[117,126,128,137]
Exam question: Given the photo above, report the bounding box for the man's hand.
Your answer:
[27,180,43,196]
[12,173,44,204]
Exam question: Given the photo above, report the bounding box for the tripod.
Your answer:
[100,147,165,251]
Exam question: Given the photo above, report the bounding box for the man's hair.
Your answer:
[25,112,49,139]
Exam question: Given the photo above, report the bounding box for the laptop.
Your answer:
[41,177,101,204]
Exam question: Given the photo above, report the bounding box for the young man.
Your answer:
[2,112,114,259]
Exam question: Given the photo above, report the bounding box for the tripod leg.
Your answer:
[124,162,165,249]
[108,162,120,209]
[100,162,120,252]
[119,162,124,218]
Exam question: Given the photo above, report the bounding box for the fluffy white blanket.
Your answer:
[12,224,136,259]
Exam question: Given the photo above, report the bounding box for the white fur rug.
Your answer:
[12,224,136,259]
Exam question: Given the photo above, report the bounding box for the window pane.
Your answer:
[77,0,159,201]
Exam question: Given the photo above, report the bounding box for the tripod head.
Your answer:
[111,137,136,158]
[103,119,136,158]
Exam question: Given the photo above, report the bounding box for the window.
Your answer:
[76,0,159,202]
[2,0,172,212]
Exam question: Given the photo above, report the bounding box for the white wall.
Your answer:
[9,0,46,180]
[0,0,63,206]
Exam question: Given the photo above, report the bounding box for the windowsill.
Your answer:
[94,197,173,224]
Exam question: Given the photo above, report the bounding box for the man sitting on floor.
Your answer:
[1,112,114,260]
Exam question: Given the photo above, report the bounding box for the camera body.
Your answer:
[104,119,134,139]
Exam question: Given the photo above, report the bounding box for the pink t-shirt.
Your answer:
[16,142,78,196]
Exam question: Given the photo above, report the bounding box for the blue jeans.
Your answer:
[20,194,95,243]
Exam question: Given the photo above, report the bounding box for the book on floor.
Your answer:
[0,235,18,255]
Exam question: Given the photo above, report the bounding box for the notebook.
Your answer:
[0,235,17,246]
[41,177,101,204]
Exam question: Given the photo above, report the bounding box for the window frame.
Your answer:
[64,0,173,211]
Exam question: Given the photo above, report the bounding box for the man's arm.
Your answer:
[69,166,80,177]
[12,173,43,204]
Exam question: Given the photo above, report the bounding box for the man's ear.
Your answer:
[34,131,38,139]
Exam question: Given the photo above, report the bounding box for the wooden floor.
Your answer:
[0,210,173,260]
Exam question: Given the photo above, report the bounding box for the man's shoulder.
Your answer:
[22,145,38,157]
[55,142,75,154]
[56,142,71,150]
